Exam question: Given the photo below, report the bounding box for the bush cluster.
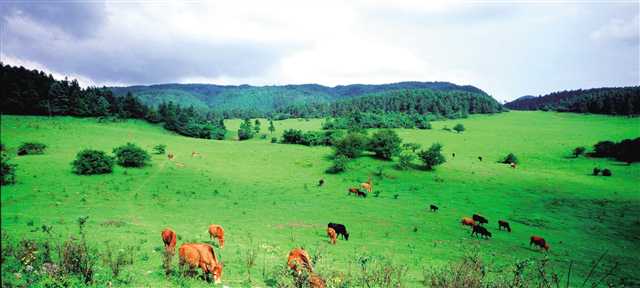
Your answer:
[281,129,344,146]
[592,137,639,163]
[112,143,150,168]
[72,150,115,175]
[17,142,47,156]
[501,153,519,164]
[1,153,17,185]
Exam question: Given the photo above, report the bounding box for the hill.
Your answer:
[505,87,640,115]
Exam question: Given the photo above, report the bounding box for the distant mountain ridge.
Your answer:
[505,87,640,115]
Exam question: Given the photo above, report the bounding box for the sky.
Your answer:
[1,1,638,102]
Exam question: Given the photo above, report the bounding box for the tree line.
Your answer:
[0,63,226,139]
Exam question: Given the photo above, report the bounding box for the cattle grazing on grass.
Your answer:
[498,220,511,232]
[360,176,373,193]
[309,274,326,288]
[530,236,549,251]
[472,225,492,239]
[461,217,476,227]
[326,227,337,244]
[430,204,439,212]
[452,153,456,158]
[208,224,225,248]
[287,248,313,273]
[161,228,177,254]
[179,243,223,284]
[472,214,488,225]
[328,223,349,240]
[168,153,174,160]
[191,151,201,158]
[318,179,324,187]
[348,187,366,198]
[478,156,483,161]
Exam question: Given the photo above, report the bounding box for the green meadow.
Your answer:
[1,111,639,287]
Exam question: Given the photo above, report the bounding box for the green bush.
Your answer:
[368,129,402,160]
[113,143,150,168]
[271,137,278,143]
[153,144,166,155]
[17,142,47,156]
[238,119,255,141]
[453,123,465,133]
[1,154,17,185]
[592,167,601,175]
[72,150,114,175]
[572,146,586,157]
[501,153,519,164]
[397,152,415,170]
[417,143,446,170]
[281,129,304,144]
[326,155,349,174]
[334,132,369,158]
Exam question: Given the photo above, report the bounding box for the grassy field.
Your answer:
[1,111,639,287]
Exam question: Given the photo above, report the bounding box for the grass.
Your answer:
[1,111,638,287]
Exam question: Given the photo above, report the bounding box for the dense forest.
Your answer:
[505,87,640,115]
[0,63,226,139]
[110,82,491,118]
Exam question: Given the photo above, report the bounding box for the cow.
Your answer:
[328,223,349,240]
[287,248,313,273]
[510,162,517,169]
[478,156,483,162]
[530,236,549,251]
[430,204,439,212]
[168,153,175,160]
[208,224,225,248]
[161,228,177,254]
[472,214,488,225]
[360,176,373,193]
[309,274,326,288]
[192,151,201,158]
[452,153,456,158]
[326,228,337,245]
[498,220,512,232]
[348,188,366,198]
[179,243,223,284]
[461,217,476,227]
[472,225,492,239]
[318,179,324,187]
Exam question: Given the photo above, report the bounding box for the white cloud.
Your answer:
[590,15,640,43]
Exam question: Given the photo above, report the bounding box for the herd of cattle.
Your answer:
[159,176,549,286]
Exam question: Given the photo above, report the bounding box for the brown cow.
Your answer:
[287,248,313,273]
[461,217,476,227]
[161,228,177,254]
[327,228,337,245]
[360,176,373,193]
[530,236,549,251]
[348,187,366,197]
[191,151,201,158]
[309,274,326,288]
[208,224,225,248]
[179,243,223,284]
[168,153,174,160]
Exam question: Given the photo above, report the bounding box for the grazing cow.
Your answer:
[287,248,313,273]
[168,153,175,160]
[161,228,177,254]
[179,243,223,284]
[348,187,366,198]
[328,223,349,240]
[472,225,492,239]
[472,214,488,225]
[318,179,324,187]
[326,228,337,245]
[360,176,373,193]
[478,156,483,162]
[461,217,476,227]
[208,224,225,248]
[530,236,549,251]
[309,274,326,288]
[430,204,439,212]
[452,153,456,158]
[498,220,512,232]
[356,190,367,198]
[510,162,517,169]
[191,151,201,158]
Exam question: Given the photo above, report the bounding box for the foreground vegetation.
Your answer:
[1,111,639,287]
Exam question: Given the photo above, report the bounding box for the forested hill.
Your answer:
[109,82,492,117]
[505,87,640,115]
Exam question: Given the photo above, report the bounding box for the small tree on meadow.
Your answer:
[572,146,586,158]
[397,152,415,170]
[402,143,421,153]
[268,119,276,134]
[238,118,254,141]
[453,123,465,133]
[334,132,369,158]
[72,150,114,175]
[501,153,519,164]
[368,129,402,160]
[326,155,349,174]
[418,143,446,170]
[153,144,166,155]
[17,142,47,155]
[254,119,261,134]
[113,143,150,168]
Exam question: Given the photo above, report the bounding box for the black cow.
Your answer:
[429,204,439,212]
[318,179,324,187]
[473,214,488,225]
[328,223,349,240]
[452,153,456,158]
[498,220,511,232]
[478,156,483,162]
[472,225,492,239]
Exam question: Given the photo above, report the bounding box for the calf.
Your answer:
[161,228,177,254]
[429,204,439,212]
[287,248,313,273]
[498,220,511,232]
[530,236,549,251]
[452,153,456,158]
[348,188,366,198]
[168,153,175,160]
[472,214,488,225]
[478,156,483,162]
[208,224,225,248]
[328,223,349,240]
[472,225,492,239]
[318,179,324,187]
[461,217,476,227]
[326,228,337,245]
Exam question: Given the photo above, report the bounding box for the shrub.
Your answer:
[397,152,415,170]
[72,150,114,175]
[368,129,402,160]
[593,140,616,157]
[573,146,586,157]
[414,116,432,129]
[592,167,601,176]
[61,237,96,284]
[113,143,150,168]
[271,137,277,143]
[417,143,446,170]
[103,243,134,278]
[326,155,349,174]
[300,131,325,146]
[602,168,612,176]
[453,123,465,133]
[402,143,421,153]
[153,144,166,155]
[334,132,369,158]
[1,154,17,185]
[501,153,519,164]
[17,142,46,156]
[238,118,255,141]
[281,129,304,144]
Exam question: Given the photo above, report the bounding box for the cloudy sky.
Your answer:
[1,1,638,101]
